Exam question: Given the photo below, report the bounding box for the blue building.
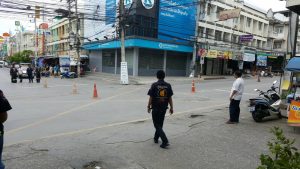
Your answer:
[83,0,198,76]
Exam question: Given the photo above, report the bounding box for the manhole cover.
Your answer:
[189,114,205,118]
[83,161,104,169]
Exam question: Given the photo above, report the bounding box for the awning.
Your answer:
[286,57,300,72]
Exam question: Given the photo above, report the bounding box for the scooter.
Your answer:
[249,80,282,122]
[60,71,77,79]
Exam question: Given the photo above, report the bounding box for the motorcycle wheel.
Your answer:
[252,111,263,122]
[277,111,282,119]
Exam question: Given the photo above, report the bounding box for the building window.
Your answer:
[198,27,204,38]
[247,18,251,27]
[274,42,282,49]
[275,27,283,34]
[258,22,262,31]
[215,30,222,41]
[207,5,211,16]
[216,7,224,18]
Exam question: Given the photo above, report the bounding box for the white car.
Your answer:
[19,63,32,78]
[0,61,4,68]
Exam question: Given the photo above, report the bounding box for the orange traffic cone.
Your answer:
[191,80,196,93]
[93,83,98,99]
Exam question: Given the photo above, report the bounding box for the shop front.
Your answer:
[84,38,193,76]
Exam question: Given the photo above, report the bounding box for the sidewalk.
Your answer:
[84,72,228,85]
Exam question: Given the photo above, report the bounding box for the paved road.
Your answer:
[0,68,299,169]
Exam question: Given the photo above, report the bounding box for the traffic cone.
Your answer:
[93,83,98,99]
[43,78,48,88]
[72,82,78,94]
[191,80,196,93]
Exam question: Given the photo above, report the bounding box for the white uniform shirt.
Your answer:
[230,77,244,100]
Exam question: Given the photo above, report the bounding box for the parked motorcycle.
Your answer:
[249,80,282,122]
[60,71,77,79]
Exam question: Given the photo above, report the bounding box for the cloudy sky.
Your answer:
[0,0,288,35]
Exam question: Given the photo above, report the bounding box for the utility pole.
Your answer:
[75,0,81,77]
[120,0,126,62]
[119,0,129,84]
[34,17,38,67]
[191,0,201,77]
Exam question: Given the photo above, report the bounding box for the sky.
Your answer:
[0,0,288,36]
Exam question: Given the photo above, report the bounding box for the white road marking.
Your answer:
[22,84,89,89]
[5,102,228,146]
[6,87,143,135]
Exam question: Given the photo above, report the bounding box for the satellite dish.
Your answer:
[267,9,274,19]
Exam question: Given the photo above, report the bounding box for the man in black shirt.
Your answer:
[27,65,34,83]
[0,90,11,169]
[9,64,18,83]
[147,70,174,149]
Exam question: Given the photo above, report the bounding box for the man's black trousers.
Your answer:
[229,99,241,122]
[152,109,168,144]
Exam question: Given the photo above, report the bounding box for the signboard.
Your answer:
[257,55,268,66]
[142,0,155,9]
[124,0,133,8]
[232,51,243,60]
[158,0,197,42]
[15,21,20,26]
[240,35,253,43]
[238,61,244,70]
[288,100,300,124]
[224,51,232,59]
[207,50,218,58]
[217,51,225,58]
[219,8,241,21]
[243,53,255,62]
[120,62,129,85]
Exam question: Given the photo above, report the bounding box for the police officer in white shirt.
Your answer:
[227,71,244,124]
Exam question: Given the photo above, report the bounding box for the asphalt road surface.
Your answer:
[0,68,299,169]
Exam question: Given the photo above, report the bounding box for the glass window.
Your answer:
[102,50,115,67]
[247,18,251,27]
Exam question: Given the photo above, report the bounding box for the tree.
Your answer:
[258,127,300,169]
[9,50,33,63]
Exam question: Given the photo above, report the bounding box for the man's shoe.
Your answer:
[160,143,169,149]
[226,120,237,124]
[154,138,158,144]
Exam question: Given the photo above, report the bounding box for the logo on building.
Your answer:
[124,0,133,9]
[142,0,155,9]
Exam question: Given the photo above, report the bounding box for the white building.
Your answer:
[196,0,290,75]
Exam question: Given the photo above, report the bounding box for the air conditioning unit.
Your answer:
[286,0,300,14]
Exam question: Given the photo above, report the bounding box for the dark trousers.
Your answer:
[0,126,5,169]
[28,75,33,83]
[19,75,22,83]
[229,100,241,122]
[152,110,168,144]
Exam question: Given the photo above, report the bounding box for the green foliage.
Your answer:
[9,50,33,63]
[257,127,300,169]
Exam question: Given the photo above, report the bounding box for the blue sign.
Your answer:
[105,0,116,25]
[257,55,268,67]
[83,38,194,53]
[124,0,133,8]
[158,0,197,42]
[142,0,155,9]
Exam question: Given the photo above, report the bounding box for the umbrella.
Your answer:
[286,57,300,72]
